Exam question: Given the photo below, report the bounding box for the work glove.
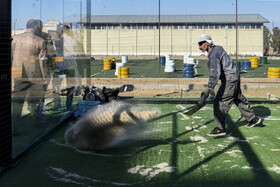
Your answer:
[201,86,213,99]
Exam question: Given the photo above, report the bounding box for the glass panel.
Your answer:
[11,0,90,154]
[11,0,277,157]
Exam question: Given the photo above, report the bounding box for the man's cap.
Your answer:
[196,34,213,44]
[26,19,42,29]
[57,24,71,35]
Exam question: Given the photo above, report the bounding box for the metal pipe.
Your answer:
[158,0,161,78]
[236,0,238,68]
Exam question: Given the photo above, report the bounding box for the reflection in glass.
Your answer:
[11,0,91,154]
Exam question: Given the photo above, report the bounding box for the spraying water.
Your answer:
[65,101,160,150]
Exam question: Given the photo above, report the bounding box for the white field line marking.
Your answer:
[197,146,205,159]
[192,116,202,119]
[185,124,207,132]
[217,144,227,149]
[269,165,280,174]
[178,112,190,120]
[128,165,145,174]
[202,164,209,171]
[47,166,137,186]
[225,150,242,158]
[242,166,253,169]
[230,164,239,168]
[271,149,280,151]
[176,104,189,112]
[185,126,192,131]
[176,104,185,109]
[128,163,176,181]
[49,138,154,157]
[190,136,208,143]
[176,105,204,120]
[263,116,280,120]
[157,121,173,124]
[49,139,115,157]
[247,136,259,140]
[193,124,207,129]
[158,149,173,155]
[225,135,248,142]
[200,106,212,111]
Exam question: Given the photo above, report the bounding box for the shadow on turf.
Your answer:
[154,106,275,185]
[230,105,270,128]
[170,123,275,186]
[55,104,276,186]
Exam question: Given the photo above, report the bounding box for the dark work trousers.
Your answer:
[213,80,256,131]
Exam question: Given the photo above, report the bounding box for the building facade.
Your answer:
[64,14,268,56]
[13,14,269,57]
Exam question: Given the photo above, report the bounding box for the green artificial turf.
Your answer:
[89,58,280,78]
[2,102,280,186]
[12,96,81,153]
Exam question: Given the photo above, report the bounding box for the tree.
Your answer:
[263,26,271,56]
[271,27,280,54]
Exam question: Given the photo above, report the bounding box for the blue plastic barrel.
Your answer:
[183,64,194,78]
[242,61,251,70]
[160,56,166,66]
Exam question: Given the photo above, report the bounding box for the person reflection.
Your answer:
[52,25,81,111]
[12,19,46,134]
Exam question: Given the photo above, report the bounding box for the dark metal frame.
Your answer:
[0,0,12,174]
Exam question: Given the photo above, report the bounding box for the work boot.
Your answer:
[207,127,226,137]
[247,117,262,128]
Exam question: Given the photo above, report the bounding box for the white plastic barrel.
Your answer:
[115,62,126,76]
[164,59,175,72]
[122,56,128,63]
[184,57,195,64]
[165,54,171,61]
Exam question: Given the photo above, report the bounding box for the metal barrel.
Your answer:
[259,56,267,64]
[242,61,251,70]
[160,56,166,66]
[183,63,194,78]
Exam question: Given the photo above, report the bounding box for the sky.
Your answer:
[12,0,280,31]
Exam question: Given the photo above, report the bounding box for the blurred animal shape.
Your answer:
[65,102,160,150]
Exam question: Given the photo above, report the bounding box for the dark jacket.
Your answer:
[206,45,239,89]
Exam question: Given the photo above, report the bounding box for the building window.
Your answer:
[161,23,170,29]
[203,24,208,29]
[96,24,101,30]
[137,24,143,30]
[209,24,215,29]
[173,24,179,29]
[238,24,245,29]
[143,23,148,29]
[228,24,236,29]
[181,25,186,29]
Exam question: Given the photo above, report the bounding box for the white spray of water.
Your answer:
[64,101,161,150]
